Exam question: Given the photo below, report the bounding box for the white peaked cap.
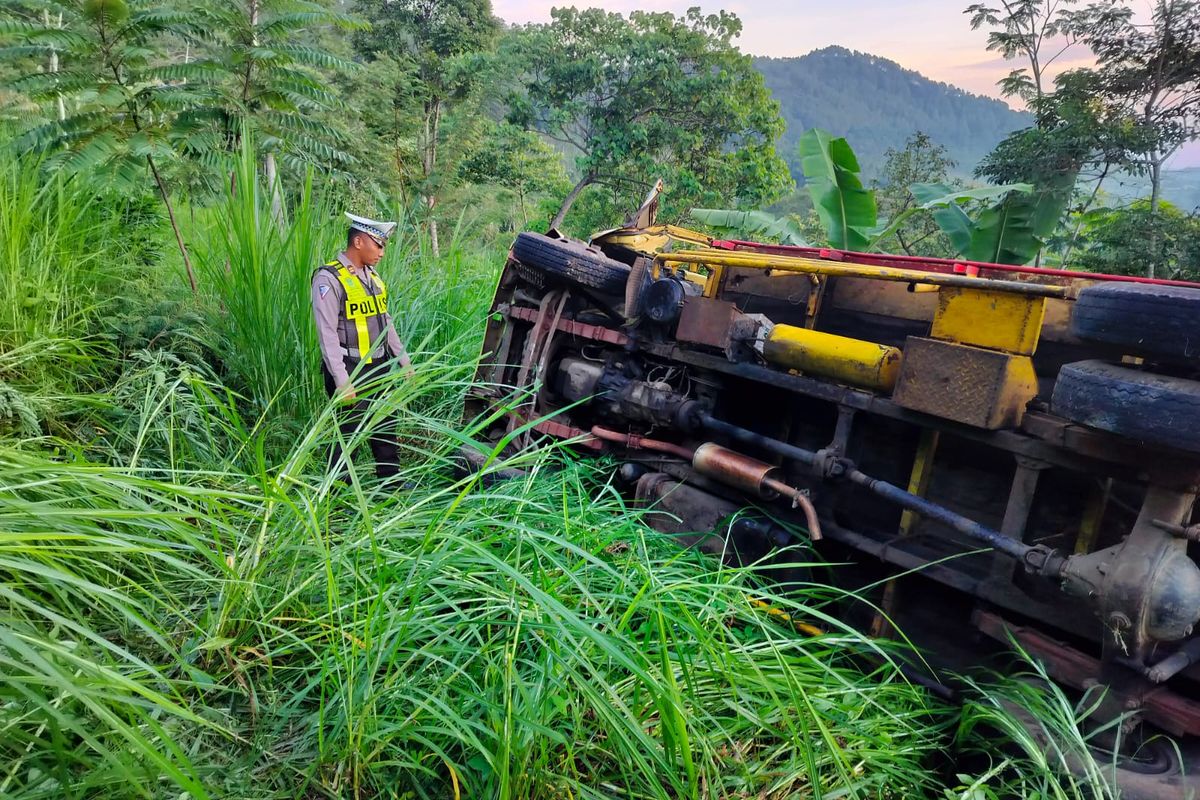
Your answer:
[345,212,397,243]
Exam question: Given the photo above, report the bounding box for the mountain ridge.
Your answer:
[753,46,1031,181]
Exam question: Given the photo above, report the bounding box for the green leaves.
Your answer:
[906,179,1070,264]
[798,128,877,251]
[507,7,791,232]
[690,208,809,245]
[82,0,131,27]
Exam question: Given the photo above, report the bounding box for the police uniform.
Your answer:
[311,214,410,478]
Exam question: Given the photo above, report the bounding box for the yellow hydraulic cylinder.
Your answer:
[761,324,903,393]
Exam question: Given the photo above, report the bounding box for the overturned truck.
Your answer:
[464,190,1200,798]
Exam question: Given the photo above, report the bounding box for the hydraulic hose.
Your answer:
[843,469,1028,559]
[589,426,696,461]
[698,412,817,467]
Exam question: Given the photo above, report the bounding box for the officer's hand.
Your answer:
[339,383,357,401]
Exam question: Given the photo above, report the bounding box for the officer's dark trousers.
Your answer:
[322,357,400,479]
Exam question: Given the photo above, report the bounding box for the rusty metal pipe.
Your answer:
[692,442,781,496]
[594,433,822,540]
[589,426,696,460]
[691,444,822,541]
[762,477,823,541]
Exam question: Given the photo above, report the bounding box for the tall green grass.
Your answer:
[194,142,503,443]
[0,446,235,799]
[0,152,133,438]
[0,153,116,345]
[2,359,957,798]
[195,144,338,424]
[952,656,1132,800]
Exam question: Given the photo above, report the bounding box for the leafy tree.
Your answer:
[1,0,208,292]
[194,0,358,218]
[965,0,1081,101]
[964,2,1103,264]
[331,50,421,207]
[1074,199,1200,280]
[873,132,956,255]
[354,0,500,256]
[976,70,1145,262]
[1065,0,1200,275]
[0,3,65,121]
[506,7,791,231]
[458,120,569,227]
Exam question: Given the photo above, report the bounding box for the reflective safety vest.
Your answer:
[316,261,390,366]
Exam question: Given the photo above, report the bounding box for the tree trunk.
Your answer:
[148,155,197,294]
[265,151,284,228]
[1061,168,1111,267]
[1148,158,1163,279]
[428,216,440,257]
[423,99,441,258]
[43,11,64,121]
[550,173,595,232]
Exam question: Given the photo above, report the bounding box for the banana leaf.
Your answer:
[690,208,809,246]
[904,177,1074,265]
[798,128,877,251]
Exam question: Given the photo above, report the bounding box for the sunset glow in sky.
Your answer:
[490,0,1095,100]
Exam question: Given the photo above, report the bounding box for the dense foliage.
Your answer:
[506,7,793,231]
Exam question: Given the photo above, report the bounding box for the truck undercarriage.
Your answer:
[464,192,1200,798]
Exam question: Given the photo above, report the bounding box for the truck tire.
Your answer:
[1071,282,1200,362]
[512,232,630,295]
[1051,360,1200,454]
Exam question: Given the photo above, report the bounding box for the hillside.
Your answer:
[755,46,1030,180]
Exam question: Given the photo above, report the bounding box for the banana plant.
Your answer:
[903,176,1073,264]
[797,127,1073,264]
[690,208,809,246]
[694,129,1075,265]
[871,183,1034,259]
[798,128,878,250]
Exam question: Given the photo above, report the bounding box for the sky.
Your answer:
[490,0,1093,100]
[492,0,1200,167]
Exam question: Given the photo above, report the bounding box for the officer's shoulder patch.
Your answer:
[318,284,330,298]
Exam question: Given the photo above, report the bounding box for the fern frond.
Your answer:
[0,45,54,60]
[0,20,40,37]
[271,44,355,72]
[147,61,224,83]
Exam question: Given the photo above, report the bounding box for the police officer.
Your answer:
[312,213,413,479]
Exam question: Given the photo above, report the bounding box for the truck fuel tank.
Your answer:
[758,324,903,393]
